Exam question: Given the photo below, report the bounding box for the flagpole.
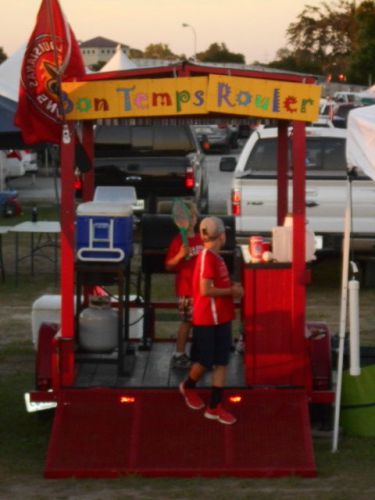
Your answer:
[46,0,71,144]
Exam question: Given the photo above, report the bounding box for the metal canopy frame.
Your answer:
[57,62,312,387]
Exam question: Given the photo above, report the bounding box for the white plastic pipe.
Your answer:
[332,179,352,453]
[349,278,361,376]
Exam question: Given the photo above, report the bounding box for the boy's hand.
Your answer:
[178,244,190,260]
[231,282,244,299]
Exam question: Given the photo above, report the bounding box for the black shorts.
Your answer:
[190,322,232,369]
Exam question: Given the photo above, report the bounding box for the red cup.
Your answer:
[249,236,263,262]
[262,242,271,253]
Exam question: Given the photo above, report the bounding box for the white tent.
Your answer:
[100,44,137,72]
[346,104,375,181]
[0,44,26,102]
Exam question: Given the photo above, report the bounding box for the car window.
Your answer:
[244,137,346,173]
[95,125,196,156]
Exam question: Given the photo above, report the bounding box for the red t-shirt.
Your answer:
[192,248,235,325]
[165,233,203,296]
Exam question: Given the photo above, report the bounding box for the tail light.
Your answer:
[6,150,22,160]
[74,175,82,191]
[185,165,195,189]
[74,172,83,199]
[231,188,241,216]
[202,140,210,151]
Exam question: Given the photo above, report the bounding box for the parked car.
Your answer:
[221,126,375,255]
[93,124,209,213]
[331,103,358,128]
[3,149,38,178]
[319,100,358,129]
[192,124,231,154]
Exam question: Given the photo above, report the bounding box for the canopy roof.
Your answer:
[0,44,25,102]
[99,44,137,72]
[82,60,317,84]
[346,104,375,181]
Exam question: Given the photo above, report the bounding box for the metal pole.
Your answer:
[182,23,197,60]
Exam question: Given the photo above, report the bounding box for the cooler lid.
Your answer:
[77,201,133,217]
[94,186,137,205]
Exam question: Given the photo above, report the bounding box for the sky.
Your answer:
[0,0,325,63]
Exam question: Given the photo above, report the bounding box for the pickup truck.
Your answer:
[93,124,209,213]
[221,126,375,254]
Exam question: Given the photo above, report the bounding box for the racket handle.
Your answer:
[180,228,191,260]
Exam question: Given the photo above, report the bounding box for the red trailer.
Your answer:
[29,62,333,478]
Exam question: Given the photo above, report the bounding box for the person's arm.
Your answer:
[165,243,189,271]
[200,278,243,299]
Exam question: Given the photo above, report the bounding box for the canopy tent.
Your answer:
[346,104,375,181]
[99,44,137,72]
[0,44,25,102]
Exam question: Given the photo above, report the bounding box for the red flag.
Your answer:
[14,0,85,145]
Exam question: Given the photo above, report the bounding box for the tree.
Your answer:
[268,47,323,75]
[0,47,7,64]
[348,1,375,84]
[143,43,179,60]
[196,43,245,64]
[285,1,357,80]
[128,47,144,58]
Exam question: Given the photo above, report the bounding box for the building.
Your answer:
[79,36,130,68]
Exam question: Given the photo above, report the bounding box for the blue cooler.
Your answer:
[76,201,133,262]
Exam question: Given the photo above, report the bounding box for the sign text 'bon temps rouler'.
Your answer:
[62,74,321,122]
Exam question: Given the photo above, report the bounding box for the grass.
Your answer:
[1,206,375,497]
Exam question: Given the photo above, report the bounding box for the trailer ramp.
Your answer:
[45,387,316,478]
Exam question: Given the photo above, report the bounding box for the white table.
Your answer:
[0,226,10,281]
[9,221,61,285]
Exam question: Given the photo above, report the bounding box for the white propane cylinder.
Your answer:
[79,296,118,353]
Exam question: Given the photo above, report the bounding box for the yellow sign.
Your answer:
[207,74,321,121]
[62,77,208,120]
[62,75,320,122]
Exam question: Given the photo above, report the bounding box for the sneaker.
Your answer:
[179,381,205,410]
[171,353,191,369]
[204,405,237,425]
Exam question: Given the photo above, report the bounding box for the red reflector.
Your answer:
[185,178,195,188]
[74,178,82,190]
[229,395,242,404]
[120,396,136,404]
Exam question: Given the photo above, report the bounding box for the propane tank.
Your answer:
[79,295,118,353]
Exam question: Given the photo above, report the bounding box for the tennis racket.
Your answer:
[172,198,192,259]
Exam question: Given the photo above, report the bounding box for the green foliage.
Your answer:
[89,60,106,72]
[270,1,375,83]
[143,43,179,60]
[348,1,375,83]
[196,43,245,64]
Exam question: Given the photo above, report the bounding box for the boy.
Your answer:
[165,202,203,369]
[179,216,244,425]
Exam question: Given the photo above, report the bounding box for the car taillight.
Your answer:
[231,188,241,216]
[74,174,82,191]
[185,166,195,189]
[6,150,22,160]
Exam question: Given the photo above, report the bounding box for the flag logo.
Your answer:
[15,0,85,145]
